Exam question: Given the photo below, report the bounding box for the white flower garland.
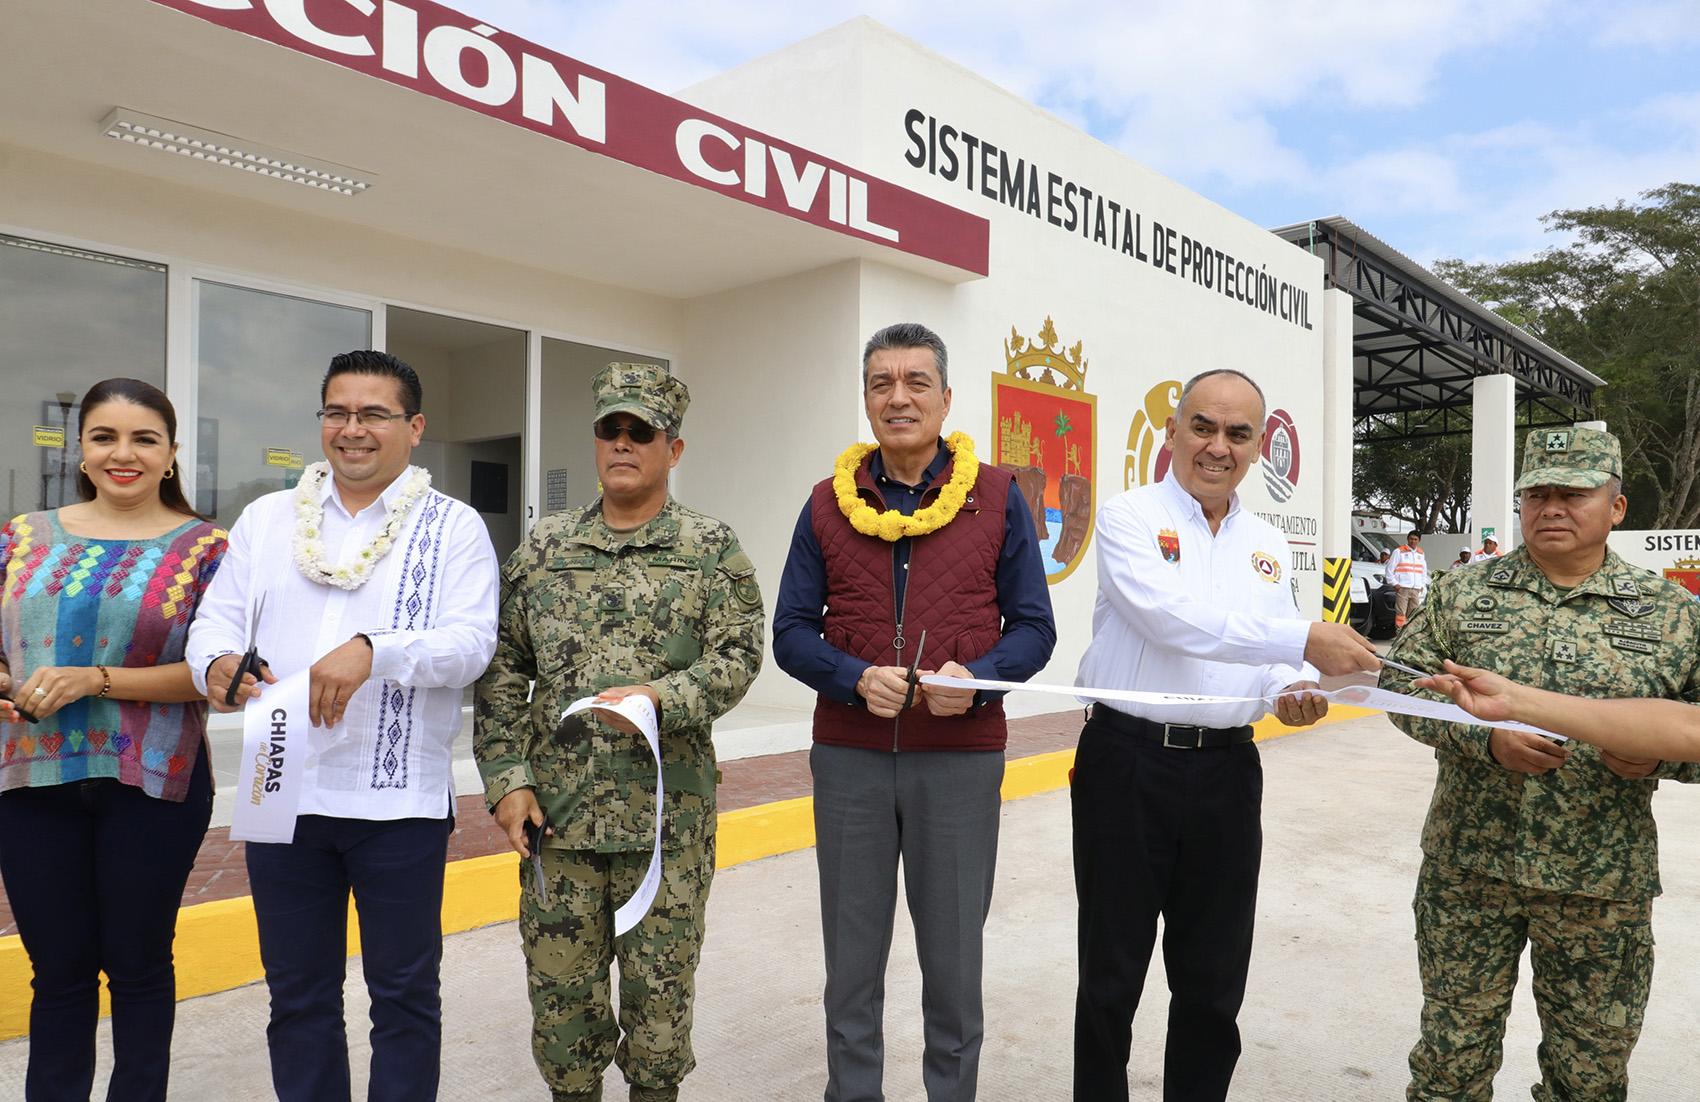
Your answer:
[291,462,433,590]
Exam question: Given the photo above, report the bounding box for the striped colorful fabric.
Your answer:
[0,511,228,802]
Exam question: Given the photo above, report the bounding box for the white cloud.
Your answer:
[1589,0,1700,46]
[459,0,1693,263]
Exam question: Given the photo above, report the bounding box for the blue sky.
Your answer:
[477,0,1700,266]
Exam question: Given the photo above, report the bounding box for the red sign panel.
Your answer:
[993,374,1096,584]
[147,0,990,274]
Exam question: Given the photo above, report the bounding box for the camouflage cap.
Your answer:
[1514,425,1622,491]
[591,362,688,435]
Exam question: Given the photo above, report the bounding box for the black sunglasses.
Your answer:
[593,418,660,444]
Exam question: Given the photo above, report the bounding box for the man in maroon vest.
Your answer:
[775,323,1056,1102]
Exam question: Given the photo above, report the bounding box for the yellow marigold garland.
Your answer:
[833,432,978,541]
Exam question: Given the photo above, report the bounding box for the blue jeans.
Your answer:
[245,812,453,1102]
[0,753,213,1102]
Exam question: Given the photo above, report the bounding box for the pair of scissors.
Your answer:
[900,629,929,710]
[524,814,551,903]
[223,593,270,706]
[1379,654,1437,680]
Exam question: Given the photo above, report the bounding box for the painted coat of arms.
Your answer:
[1666,557,1700,599]
[994,316,1097,584]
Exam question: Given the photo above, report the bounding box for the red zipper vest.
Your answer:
[808,450,1011,752]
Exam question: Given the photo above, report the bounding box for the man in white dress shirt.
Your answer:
[1071,369,1381,1102]
[187,350,498,1102]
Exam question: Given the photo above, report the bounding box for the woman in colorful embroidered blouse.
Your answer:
[0,378,228,1102]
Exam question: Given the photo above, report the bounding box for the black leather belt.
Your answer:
[1089,704,1253,749]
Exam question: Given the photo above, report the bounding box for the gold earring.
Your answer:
[163,467,175,480]
[79,461,88,474]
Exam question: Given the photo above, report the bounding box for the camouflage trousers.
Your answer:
[1407,856,1654,1102]
[518,838,714,1102]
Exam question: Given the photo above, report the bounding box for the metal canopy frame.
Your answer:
[1273,217,1602,442]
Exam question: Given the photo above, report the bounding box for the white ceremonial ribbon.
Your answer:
[920,675,1568,742]
[229,671,315,843]
[562,693,665,936]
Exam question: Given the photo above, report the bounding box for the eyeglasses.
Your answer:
[593,418,660,444]
[316,407,415,428]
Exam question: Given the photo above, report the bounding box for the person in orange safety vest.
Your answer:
[1387,530,1429,629]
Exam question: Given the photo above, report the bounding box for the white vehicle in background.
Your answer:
[1350,530,1400,639]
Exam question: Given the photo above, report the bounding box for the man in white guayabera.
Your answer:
[1071,368,1382,1102]
[187,350,497,1102]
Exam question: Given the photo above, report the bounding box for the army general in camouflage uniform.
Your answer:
[1380,426,1700,1101]
[474,363,765,1102]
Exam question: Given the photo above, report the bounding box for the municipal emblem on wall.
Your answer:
[1260,408,1301,502]
[1124,378,1182,489]
[994,316,1097,585]
[1666,557,1700,599]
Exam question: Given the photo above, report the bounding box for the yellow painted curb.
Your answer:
[0,703,1380,1041]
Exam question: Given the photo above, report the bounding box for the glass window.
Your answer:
[0,234,166,514]
[195,281,370,524]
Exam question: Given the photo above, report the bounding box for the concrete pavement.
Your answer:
[7,712,1700,1099]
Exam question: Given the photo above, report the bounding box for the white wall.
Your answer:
[680,261,865,710]
[0,145,686,362]
[693,23,1328,705]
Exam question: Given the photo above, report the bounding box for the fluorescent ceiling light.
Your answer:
[99,109,375,196]
[0,234,166,273]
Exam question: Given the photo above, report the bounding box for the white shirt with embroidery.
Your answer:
[187,467,498,820]
[1076,474,1316,728]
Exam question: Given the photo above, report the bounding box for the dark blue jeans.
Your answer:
[0,753,213,1102]
[245,812,453,1102]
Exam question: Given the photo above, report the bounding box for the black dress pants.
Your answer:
[1071,715,1264,1102]
[0,753,213,1102]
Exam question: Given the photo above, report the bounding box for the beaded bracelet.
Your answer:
[96,665,111,698]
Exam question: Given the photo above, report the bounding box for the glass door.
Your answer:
[387,306,526,565]
[0,234,167,515]
[193,280,372,525]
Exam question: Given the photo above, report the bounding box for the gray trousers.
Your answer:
[811,743,1005,1102]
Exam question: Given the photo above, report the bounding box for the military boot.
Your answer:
[629,1085,678,1102]
[554,1087,602,1102]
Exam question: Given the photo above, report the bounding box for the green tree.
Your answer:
[1435,182,1700,529]
[1353,422,1472,533]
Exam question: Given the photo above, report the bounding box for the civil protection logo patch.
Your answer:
[1158,528,1181,564]
[1252,550,1282,583]
[1260,408,1300,503]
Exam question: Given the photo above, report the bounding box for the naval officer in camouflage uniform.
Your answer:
[1380,426,1700,1101]
[474,363,764,1102]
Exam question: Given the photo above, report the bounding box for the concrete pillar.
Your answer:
[1320,288,1354,560]
[1319,287,1355,622]
[1471,373,1517,550]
